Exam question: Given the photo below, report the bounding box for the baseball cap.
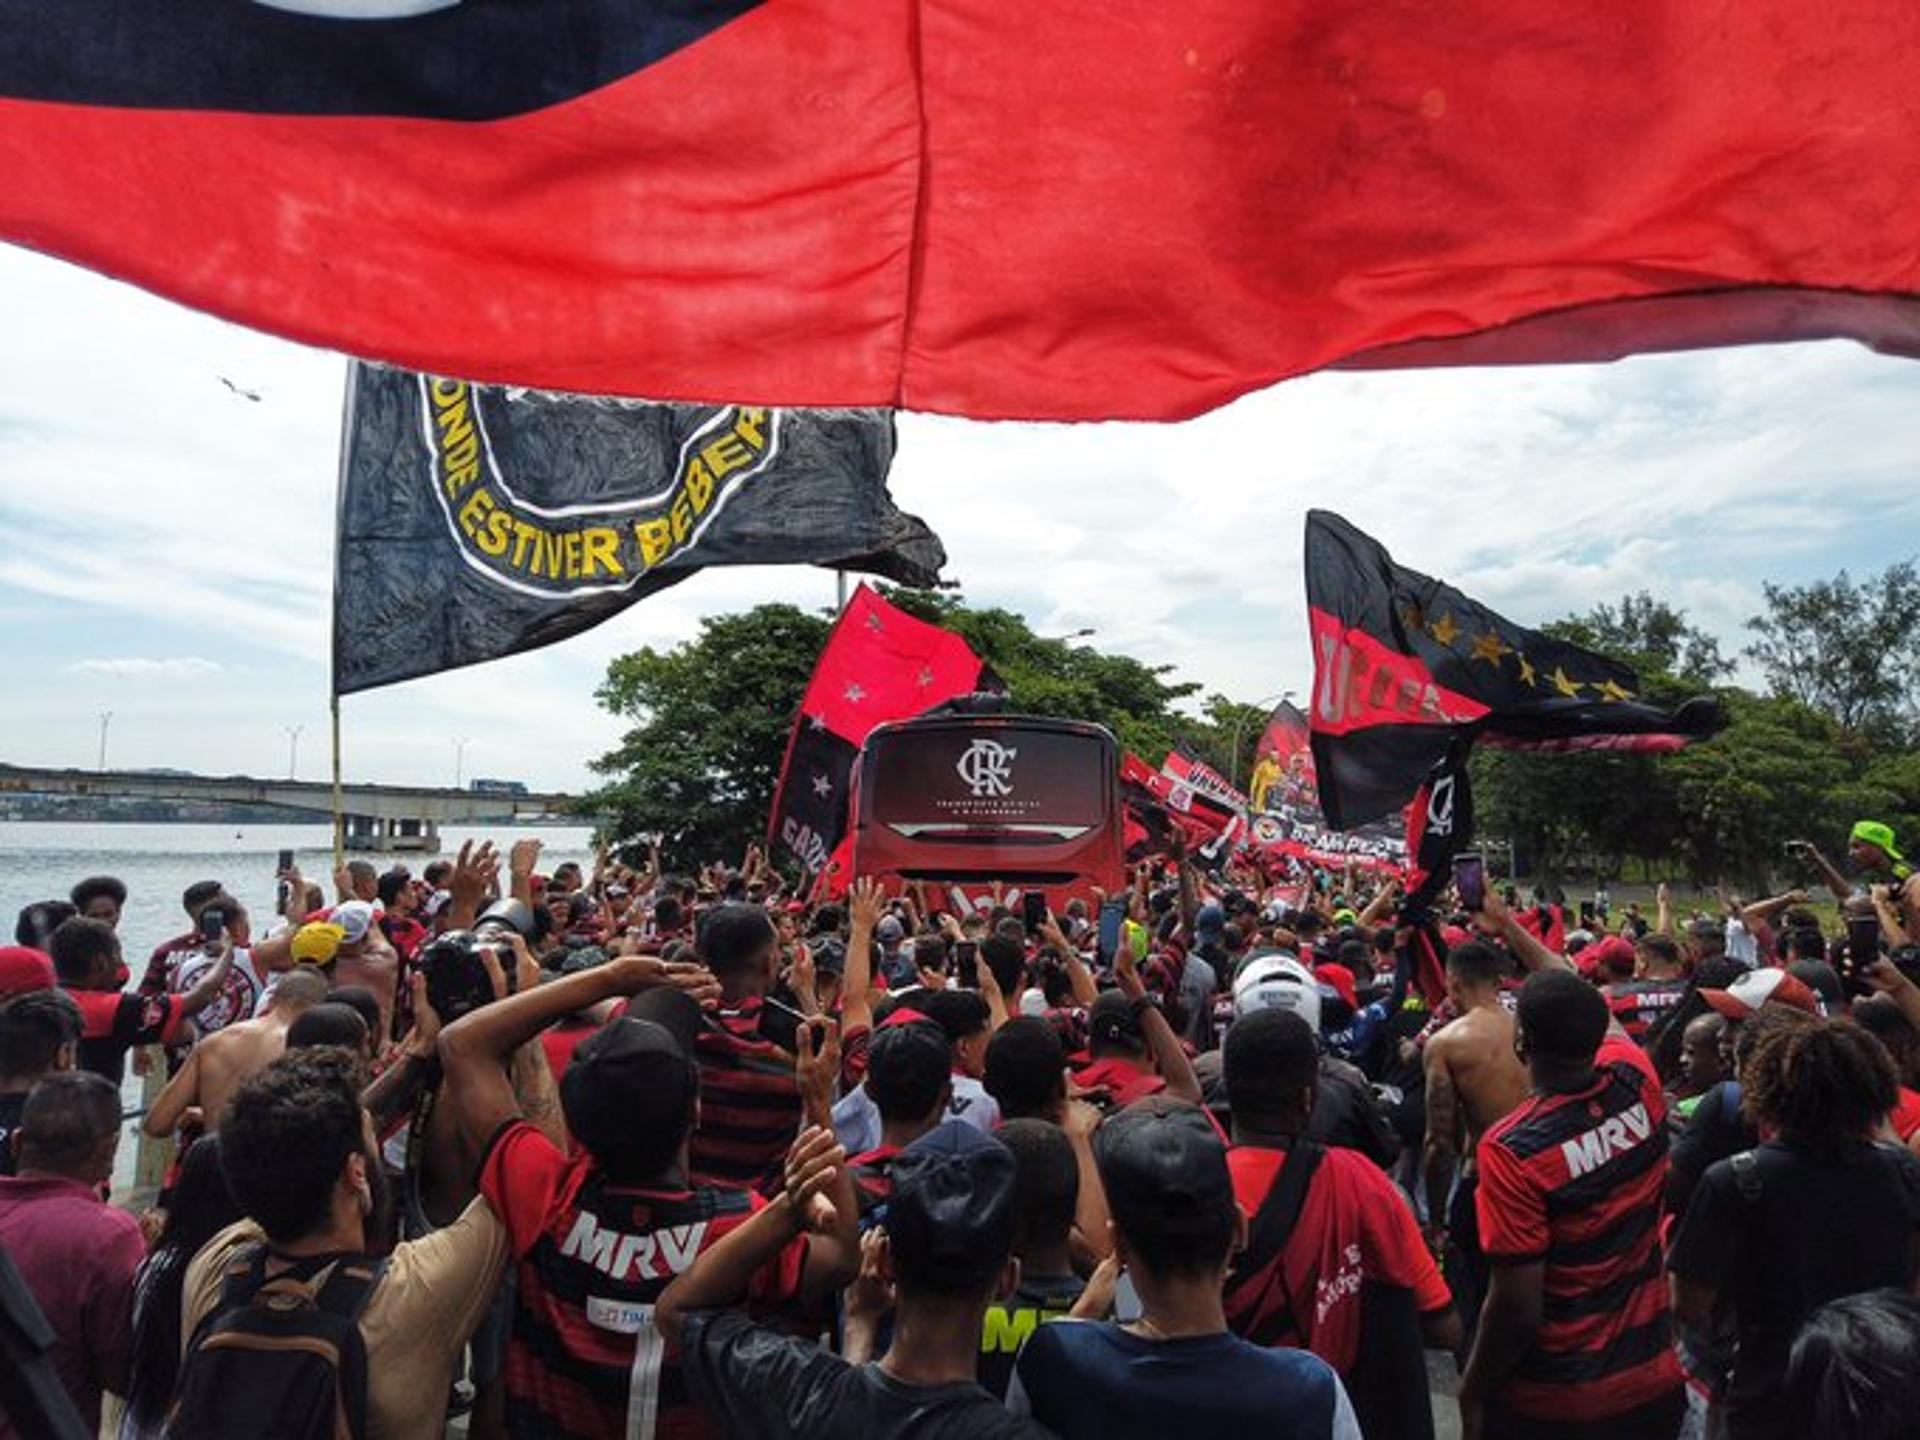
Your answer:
[1701,967,1820,1021]
[1195,903,1226,941]
[1585,935,1638,978]
[1853,820,1906,864]
[331,900,376,946]
[809,937,847,977]
[0,947,56,1000]
[884,1120,1019,1294]
[1088,990,1144,1049]
[562,988,701,1163]
[291,922,346,967]
[876,916,906,945]
[1313,963,1359,1012]
[423,889,454,919]
[1095,1098,1237,1241]
[1233,952,1322,1031]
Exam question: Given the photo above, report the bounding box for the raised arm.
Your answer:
[841,877,883,1037]
[438,953,717,1153]
[445,840,500,932]
[1481,890,1572,975]
[1788,839,1853,903]
[1740,888,1811,932]
[1039,913,1099,1007]
[1114,943,1201,1106]
[173,943,235,1021]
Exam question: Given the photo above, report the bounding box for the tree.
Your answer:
[1746,561,1920,740]
[586,604,830,866]
[1551,592,1732,687]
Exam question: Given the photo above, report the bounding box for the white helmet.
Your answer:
[1232,952,1321,1031]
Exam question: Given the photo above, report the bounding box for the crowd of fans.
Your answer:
[2,818,1919,1439]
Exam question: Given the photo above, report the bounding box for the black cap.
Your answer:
[809,937,847,977]
[1088,990,1142,1049]
[560,988,702,1166]
[1096,1098,1236,1240]
[884,1120,1018,1295]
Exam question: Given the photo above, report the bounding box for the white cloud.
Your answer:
[67,656,224,680]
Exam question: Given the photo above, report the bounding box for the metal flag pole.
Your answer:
[329,362,357,872]
[331,694,345,870]
[836,568,849,612]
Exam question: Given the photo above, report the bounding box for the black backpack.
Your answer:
[167,1246,388,1440]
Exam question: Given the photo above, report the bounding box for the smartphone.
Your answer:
[1097,897,1127,966]
[1022,891,1049,936]
[277,848,296,872]
[198,906,226,943]
[1849,914,1882,970]
[1451,853,1487,912]
[955,940,980,990]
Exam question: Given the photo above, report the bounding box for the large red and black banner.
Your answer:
[768,586,983,875]
[1304,509,1721,833]
[334,363,941,693]
[4,4,1919,421]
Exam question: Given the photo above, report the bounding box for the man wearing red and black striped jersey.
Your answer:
[440,951,861,1440]
[671,906,805,1192]
[1603,934,1689,1044]
[48,917,232,1083]
[1459,969,1684,1440]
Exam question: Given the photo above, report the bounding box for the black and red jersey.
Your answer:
[70,987,187,1082]
[480,1120,806,1440]
[649,999,801,1193]
[1475,1038,1682,1422]
[1605,980,1687,1043]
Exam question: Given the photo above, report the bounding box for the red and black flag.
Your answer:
[768,586,983,876]
[334,364,942,693]
[1304,509,1721,834]
[4,4,1919,420]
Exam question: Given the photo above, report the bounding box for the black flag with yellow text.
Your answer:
[333,364,943,693]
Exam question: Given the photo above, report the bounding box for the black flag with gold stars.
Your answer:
[1304,510,1722,832]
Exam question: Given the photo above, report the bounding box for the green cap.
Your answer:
[1851,820,1906,865]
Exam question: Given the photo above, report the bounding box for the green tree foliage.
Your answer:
[587,604,831,864]
[1746,560,1920,740]
[880,589,1200,762]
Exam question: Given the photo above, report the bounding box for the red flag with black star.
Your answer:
[3,3,1919,420]
[768,585,983,876]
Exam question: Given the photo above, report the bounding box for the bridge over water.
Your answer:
[0,763,578,852]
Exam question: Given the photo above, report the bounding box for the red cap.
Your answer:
[0,947,57,1000]
[880,1006,937,1030]
[1587,935,1638,977]
[1314,963,1359,1011]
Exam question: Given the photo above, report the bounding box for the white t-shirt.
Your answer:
[170,946,265,1035]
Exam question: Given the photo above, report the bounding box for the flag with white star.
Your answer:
[1304,509,1722,830]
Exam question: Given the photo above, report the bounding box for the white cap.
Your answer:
[331,900,376,945]
[1232,952,1321,1031]
[1019,987,1050,1018]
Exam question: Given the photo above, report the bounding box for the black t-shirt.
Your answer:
[977,1272,1087,1400]
[679,1308,1049,1440]
[1666,1080,1753,1216]
[0,1091,23,1177]
[1668,1139,1920,1439]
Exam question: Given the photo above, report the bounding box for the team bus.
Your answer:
[850,713,1124,905]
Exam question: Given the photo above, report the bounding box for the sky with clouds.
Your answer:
[2,242,1917,794]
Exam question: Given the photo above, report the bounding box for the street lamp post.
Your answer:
[97,711,113,771]
[1228,690,1295,793]
[453,736,471,790]
[286,725,304,779]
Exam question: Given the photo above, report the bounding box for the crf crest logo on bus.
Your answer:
[956,739,1017,798]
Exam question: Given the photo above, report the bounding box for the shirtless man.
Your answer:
[142,967,331,1138]
[1424,893,1577,1322]
[328,901,403,1047]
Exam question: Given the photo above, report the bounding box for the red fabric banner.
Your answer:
[3,3,1918,420]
